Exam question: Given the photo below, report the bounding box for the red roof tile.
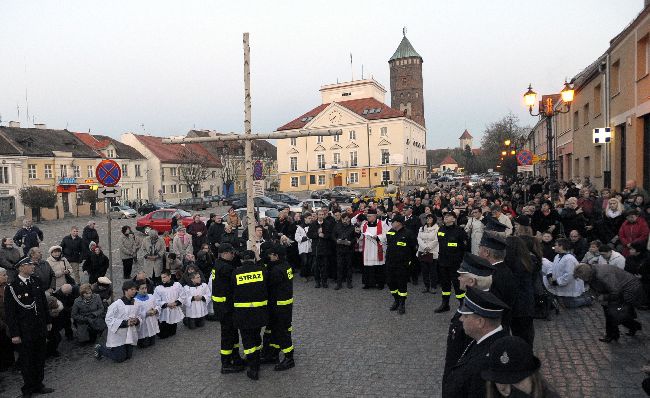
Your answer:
[133,134,221,167]
[459,129,473,139]
[277,98,405,131]
[75,132,110,150]
[439,155,458,166]
[471,148,482,156]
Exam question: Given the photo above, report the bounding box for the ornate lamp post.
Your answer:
[523,81,574,195]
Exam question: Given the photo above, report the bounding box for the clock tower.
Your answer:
[389,31,425,127]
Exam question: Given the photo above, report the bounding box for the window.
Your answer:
[107,149,115,158]
[135,164,141,177]
[71,165,79,178]
[333,153,340,165]
[333,133,340,142]
[318,175,325,185]
[583,156,590,178]
[349,130,356,140]
[28,164,37,179]
[380,127,388,136]
[290,157,298,172]
[594,84,602,115]
[349,151,358,167]
[291,177,298,187]
[162,185,166,194]
[317,154,325,169]
[0,167,8,184]
[87,165,94,178]
[317,136,324,144]
[59,164,67,178]
[594,145,603,177]
[44,164,53,179]
[349,172,358,184]
[583,103,590,125]
[170,167,177,177]
[290,137,297,146]
[309,175,316,184]
[611,60,620,95]
[179,185,183,193]
[122,164,128,177]
[573,110,579,130]
[381,149,390,165]
[136,188,142,200]
[382,170,390,181]
[123,188,129,200]
[637,35,649,78]
[299,175,307,185]
[171,185,177,193]
[211,171,216,179]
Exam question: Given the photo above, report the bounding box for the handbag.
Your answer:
[606,302,635,324]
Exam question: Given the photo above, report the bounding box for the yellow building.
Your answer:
[276,79,427,192]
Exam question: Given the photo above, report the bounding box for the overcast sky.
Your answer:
[0,1,644,148]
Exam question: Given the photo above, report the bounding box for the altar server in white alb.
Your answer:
[134,280,160,348]
[183,272,211,329]
[356,209,387,289]
[93,280,141,363]
[154,269,185,339]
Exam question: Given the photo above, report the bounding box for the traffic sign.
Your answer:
[97,186,121,199]
[517,150,533,166]
[253,160,264,180]
[96,159,122,187]
[517,165,534,172]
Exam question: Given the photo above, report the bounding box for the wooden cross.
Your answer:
[164,32,341,250]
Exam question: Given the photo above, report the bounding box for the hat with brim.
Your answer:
[457,253,495,277]
[97,277,111,285]
[481,336,541,384]
[218,243,235,254]
[457,287,508,318]
[16,256,35,268]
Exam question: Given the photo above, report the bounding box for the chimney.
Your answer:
[8,121,20,128]
[33,123,47,129]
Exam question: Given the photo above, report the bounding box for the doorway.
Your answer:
[62,192,70,214]
[0,197,15,222]
[333,174,343,187]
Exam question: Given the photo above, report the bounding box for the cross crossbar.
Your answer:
[162,129,341,144]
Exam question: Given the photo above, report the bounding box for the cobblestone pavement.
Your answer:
[0,215,649,397]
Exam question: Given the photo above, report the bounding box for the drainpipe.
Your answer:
[604,54,611,189]
[366,123,371,187]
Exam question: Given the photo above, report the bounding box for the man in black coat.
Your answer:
[13,218,43,257]
[403,206,422,285]
[435,212,468,313]
[207,217,226,256]
[441,287,509,398]
[385,215,417,314]
[4,257,54,397]
[332,213,360,290]
[82,221,100,261]
[60,226,84,283]
[479,233,517,331]
[307,209,334,288]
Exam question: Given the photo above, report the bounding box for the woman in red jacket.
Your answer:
[618,209,650,257]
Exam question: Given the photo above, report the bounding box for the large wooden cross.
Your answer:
[164,32,341,250]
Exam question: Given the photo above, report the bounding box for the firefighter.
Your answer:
[211,243,245,374]
[231,250,269,380]
[260,245,296,371]
[385,215,418,315]
[435,211,468,313]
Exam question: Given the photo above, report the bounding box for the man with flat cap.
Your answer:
[435,211,468,313]
[211,243,245,374]
[442,287,510,398]
[443,253,496,380]
[4,256,54,397]
[385,215,418,315]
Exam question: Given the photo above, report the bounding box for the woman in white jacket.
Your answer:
[464,208,484,255]
[417,214,439,293]
[295,213,312,279]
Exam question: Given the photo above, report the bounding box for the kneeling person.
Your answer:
[94,280,141,362]
[184,272,210,329]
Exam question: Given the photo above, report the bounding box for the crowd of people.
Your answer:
[1,175,650,396]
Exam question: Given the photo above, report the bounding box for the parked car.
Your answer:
[232,196,288,210]
[310,189,332,199]
[290,199,330,214]
[205,194,223,204]
[135,209,205,234]
[137,202,161,215]
[268,193,301,205]
[222,207,280,227]
[329,187,359,202]
[175,197,209,211]
[110,205,137,219]
[222,193,247,206]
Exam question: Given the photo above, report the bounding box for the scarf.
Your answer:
[606,208,622,219]
[362,220,383,261]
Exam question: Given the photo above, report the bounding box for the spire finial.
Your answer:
[403,26,407,37]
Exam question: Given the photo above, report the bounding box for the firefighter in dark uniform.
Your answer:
[260,245,296,371]
[385,215,418,315]
[4,256,54,397]
[441,287,509,398]
[211,243,245,374]
[443,253,496,381]
[231,250,269,380]
[435,211,468,313]
[403,206,422,285]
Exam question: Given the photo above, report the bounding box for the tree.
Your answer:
[177,147,211,198]
[19,186,57,221]
[480,112,529,171]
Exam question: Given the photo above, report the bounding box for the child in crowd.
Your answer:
[135,281,160,348]
[581,240,602,265]
[94,281,141,363]
[183,272,210,329]
[153,270,185,339]
[162,231,172,253]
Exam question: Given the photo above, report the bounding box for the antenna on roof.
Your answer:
[141,123,145,133]
[361,64,364,79]
[350,53,354,81]
[403,26,407,36]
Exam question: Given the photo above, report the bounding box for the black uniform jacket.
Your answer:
[4,275,50,341]
[231,262,268,330]
[266,259,294,325]
[437,225,467,268]
[442,329,509,398]
[211,258,236,320]
[332,222,359,254]
[307,220,334,257]
[443,312,472,381]
[489,261,517,329]
[385,227,417,270]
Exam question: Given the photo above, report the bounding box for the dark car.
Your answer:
[222,192,247,206]
[138,202,163,215]
[205,194,223,204]
[175,197,209,211]
[232,196,288,210]
[310,189,332,199]
[269,193,301,205]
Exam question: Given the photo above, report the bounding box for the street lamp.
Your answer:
[523,80,574,195]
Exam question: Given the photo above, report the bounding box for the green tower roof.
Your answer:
[389,35,422,62]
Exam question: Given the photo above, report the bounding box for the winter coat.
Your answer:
[0,246,22,282]
[618,217,650,257]
[139,233,166,279]
[307,220,333,257]
[82,226,100,259]
[33,260,55,291]
[13,226,43,255]
[464,217,484,255]
[589,263,645,307]
[83,251,109,284]
[417,224,439,259]
[187,221,208,254]
[207,222,225,247]
[172,233,193,259]
[59,235,84,263]
[119,233,138,260]
[599,213,624,244]
[47,255,73,290]
[219,232,242,253]
[596,251,626,270]
[560,208,588,237]
[71,294,106,334]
